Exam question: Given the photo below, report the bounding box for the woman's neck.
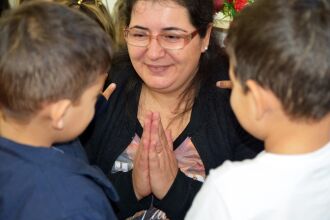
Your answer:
[138,84,194,139]
[140,84,183,111]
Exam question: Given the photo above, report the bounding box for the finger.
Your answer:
[141,111,152,152]
[139,138,149,168]
[149,135,161,169]
[154,114,176,175]
[148,142,160,172]
[135,112,151,164]
[151,112,164,154]
[152,113,173,166]
[102,83,116,100]
[216,80,232,89]
[149,112,165,170]
[165,130,173,151]
[164,129,178,175]
[153,112,169,153]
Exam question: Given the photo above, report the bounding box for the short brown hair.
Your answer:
[226,0,330,121]
[0,1,112,119]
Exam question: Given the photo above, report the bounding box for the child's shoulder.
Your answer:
[206,153,269,191]
[0,138,116,219]
[210,156,262,180]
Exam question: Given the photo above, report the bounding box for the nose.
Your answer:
[146,36,165,60]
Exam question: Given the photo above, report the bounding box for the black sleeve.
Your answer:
[109,171,152,219]
[153,171,203,220]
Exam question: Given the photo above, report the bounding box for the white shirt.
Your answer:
[185,142,330,220]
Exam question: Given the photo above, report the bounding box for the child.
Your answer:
[186,0,330,219]
[0,2,118,219]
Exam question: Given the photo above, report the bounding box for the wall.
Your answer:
[102,0,116,13]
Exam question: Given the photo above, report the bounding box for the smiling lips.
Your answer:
[146,64,170,73]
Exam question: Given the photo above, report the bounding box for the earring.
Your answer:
[204,46,208,51]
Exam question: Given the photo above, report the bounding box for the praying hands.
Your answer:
[133,112,178,200]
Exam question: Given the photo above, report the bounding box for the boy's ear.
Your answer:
[49,99,72,130]
[246,80,272,121]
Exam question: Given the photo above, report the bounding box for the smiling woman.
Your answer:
[81,0,263,219]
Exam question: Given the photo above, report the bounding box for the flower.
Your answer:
[234,0,248,12]
[222,0,254,18]
[213,0,254,29]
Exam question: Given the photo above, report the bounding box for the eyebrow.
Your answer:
[129,25,188,33]
[129,25,148,30]
[162,27,188,33]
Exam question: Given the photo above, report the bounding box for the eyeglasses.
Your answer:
[123,27,199,50]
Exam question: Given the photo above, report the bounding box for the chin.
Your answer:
[56,132,80,144]
[146,80,172,90]
[55,137,75,144]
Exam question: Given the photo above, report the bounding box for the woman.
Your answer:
[83,0,262,219]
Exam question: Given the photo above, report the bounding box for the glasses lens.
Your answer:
[159,34,185,50]
[125,29,149,47]
[124,28,198,50]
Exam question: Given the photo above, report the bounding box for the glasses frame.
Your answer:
[123,27,200,50]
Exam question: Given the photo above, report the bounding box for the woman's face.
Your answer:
[127,0,210,94]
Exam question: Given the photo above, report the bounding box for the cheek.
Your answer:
[183,41,202,59]
[230,90,239,115]
[86,104,96,123]
[230,90,256,136]
[128,48,145,72]
[77,102,95,129]
[230,90,247,128]
[171,50,201,77]
[128,47,144,62]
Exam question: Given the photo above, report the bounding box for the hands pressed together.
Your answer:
[102,81,231,201]
[133,112,178,200]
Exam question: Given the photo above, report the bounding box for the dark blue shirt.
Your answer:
[0,137,118,220]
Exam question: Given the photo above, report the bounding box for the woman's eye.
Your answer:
[131,32,148,38]
[162,34,182,42]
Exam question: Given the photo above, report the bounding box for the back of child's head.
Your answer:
[0,1,112,120]
[226,0,330,121]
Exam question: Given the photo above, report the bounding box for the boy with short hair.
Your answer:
[186,0,330,219]
[0,2,118,219]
